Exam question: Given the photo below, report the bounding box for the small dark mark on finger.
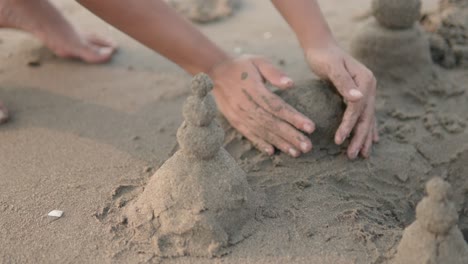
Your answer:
[241,72,248,80]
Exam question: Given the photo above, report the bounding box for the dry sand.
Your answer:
[1,0,467,263]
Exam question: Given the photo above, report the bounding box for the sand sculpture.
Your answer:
[277,80,345,147]
[351,0,440,95]
[165,0,240,23]
[124,73,257,257]
[392,177,468,264]
[421,0,468,68]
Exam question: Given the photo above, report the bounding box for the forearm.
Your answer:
[271,0,337,51]
[77,0,229,75]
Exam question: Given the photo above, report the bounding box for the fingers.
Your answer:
[373,120,380,143]
[360,121,375,158]
[335,102,363,145]
[328,63,363,102]
[252,57,294,89]
[246,104,313,154]
[235,123,274,155]
[242,83,315,134]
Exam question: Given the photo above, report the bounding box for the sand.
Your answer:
[165,0,240,23]
[1,0,467,263]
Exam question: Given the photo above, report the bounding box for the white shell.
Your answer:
[48,210,64,218]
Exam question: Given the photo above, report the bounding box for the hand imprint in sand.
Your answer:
[210,55,315,158]
[307,45,379,159]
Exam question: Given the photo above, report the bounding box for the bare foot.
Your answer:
[0,0,117,63]
[0,101,8,124]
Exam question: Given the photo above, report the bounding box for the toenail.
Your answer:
[98,47,113,56]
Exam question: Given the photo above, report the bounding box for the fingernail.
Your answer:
[349,89,363,98]
[265,148,273,155]
[98,47,113,56]
[304,124,315,134]
[350,150,359,159]
[280,77,293,86]
[300,142,309,152]
[289,148,299,157]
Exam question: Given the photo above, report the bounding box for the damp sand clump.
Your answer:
[277,80,345,147]
[372,0,421,29]
[123,73,258,257]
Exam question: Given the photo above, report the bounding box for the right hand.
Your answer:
[209,55,315,157]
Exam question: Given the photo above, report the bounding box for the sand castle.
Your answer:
[422,0,468,68]
[351,0,438,95]
[393,177,468,264]
[165,0,240,23]
[124,73,257,257]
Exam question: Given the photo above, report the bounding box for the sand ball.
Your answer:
[426,177,452,201]
[372,0,421,29]
[183,95,217,127]
[177,122,224,159]
[190,73,213,98]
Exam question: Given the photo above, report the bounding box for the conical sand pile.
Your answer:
[124,73,258,257]
[393,177,468,264]
[351,0,437,95]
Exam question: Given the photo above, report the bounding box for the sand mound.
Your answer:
[421,0,468,68]
[165,0,240,23]
[392,177,468,264]
[123,74,258,257]
[277,80,345,147]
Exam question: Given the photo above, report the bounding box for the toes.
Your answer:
[0,102,9,124]
[80,45,116,64]
[85,33,118,49]
[78,34,117,64]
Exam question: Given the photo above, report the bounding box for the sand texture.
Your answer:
[1,0,467,263]
[165,0,240,23]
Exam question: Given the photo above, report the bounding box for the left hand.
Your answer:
[306,44,379,159]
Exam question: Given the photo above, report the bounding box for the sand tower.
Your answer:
[124,73,257,257]
[351,0,436,94]
[392,177,468,264]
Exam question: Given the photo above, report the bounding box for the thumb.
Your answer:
[252,57,294,89]
[329,64,363,102]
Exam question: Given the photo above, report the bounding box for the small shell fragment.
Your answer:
[48,210,64,218]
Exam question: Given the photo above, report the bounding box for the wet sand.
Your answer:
[1,0,467,263]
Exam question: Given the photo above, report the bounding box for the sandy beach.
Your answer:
[1,0,467,263]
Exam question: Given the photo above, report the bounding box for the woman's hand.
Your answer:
[306,44,379,159]
[209,55,316,157]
